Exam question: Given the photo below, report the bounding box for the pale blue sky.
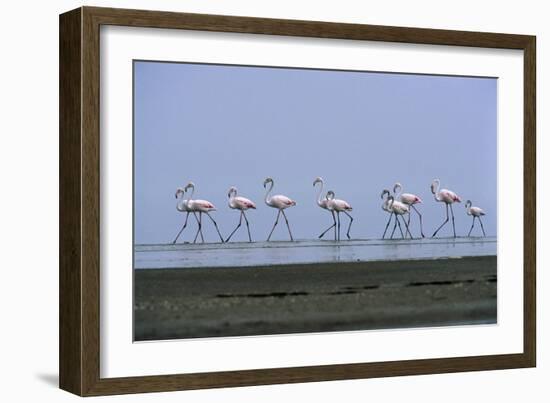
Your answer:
[134,61,496,244]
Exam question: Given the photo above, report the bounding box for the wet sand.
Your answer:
[135,237,497,269]
[134,255,496,341]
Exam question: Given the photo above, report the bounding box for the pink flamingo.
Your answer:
[225,186,256,242]
[465,200,486,237]
[430,178,461,238]
[382,190,412,239]
[381,189,402,239]
[172,187,202,244]
[263,177,296,241]
[393,182,425,238]
[325,190,353,241]
[185,182,224,243]
[313,177,337,240]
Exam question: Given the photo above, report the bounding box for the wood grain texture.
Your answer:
[80,6,102,396]
[523,38,536,366]
[59,6,537,396]
[59,8,82,395]
[86,6,531,49]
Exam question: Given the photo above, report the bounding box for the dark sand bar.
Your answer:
[134,255,497,341]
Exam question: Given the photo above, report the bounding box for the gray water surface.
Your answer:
[134,237,496,269]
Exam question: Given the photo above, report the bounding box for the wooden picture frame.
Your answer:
[59,6,536,396]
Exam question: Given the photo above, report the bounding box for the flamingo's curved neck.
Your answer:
[383,197,390,210]
[465,201,472,214]
[432,181,441,201]
[187,186,195,200]
[394,184,402,198]
[315,181,324,206]
[176,191,186,212]
[381,190,390,206]
[264,182,274,204]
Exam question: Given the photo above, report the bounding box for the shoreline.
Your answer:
[135,236,497,269]
[136,253,497,272]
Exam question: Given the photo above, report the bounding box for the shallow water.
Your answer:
[134,236,496,269]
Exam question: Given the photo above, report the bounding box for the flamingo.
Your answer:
[430,178,461,238]
[225,186,256,243]
[465,200,486,237]
[263,177,296,241]
[393,182,425,238]
[172,187,202,244]
[184,182,224,243]
[325,190,353,241]
[313,177,337,240]
[381,189,403,239]
[383,191,413,239]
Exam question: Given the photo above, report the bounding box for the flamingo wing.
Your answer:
[471,206,485,216]
[392,200,409,214]
[401,193,422,205]
[235,196,256,209]
[192,199,216,211]
[271,194,296,209]
[440,189,460,203]
[332,199,352,211]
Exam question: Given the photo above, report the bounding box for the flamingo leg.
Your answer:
[242,211,252,242]
[205,212,224,243]
[391,213,404,239]
[401,215,413,239]
[318,210,336,240]
[195,213,204,243]
[334,212,337,241]
[225,211,243,243]
[336,212,341,241]
[450,204,457,238]
[411,205,425,238]
[390,213,398,239]
[468,216,475,237]
[396,215,405,239]
[193,212,204,244]
[382,213,393,239]
[432,204,449,238]
[281,210,294,241]
[267,210,281,241]
[479,216,486,237]
[172,212,190,244]
[343,211,353,239]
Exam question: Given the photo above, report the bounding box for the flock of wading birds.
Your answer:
[172,177,487,244]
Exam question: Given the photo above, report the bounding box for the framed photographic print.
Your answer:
[59,6,536,396]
